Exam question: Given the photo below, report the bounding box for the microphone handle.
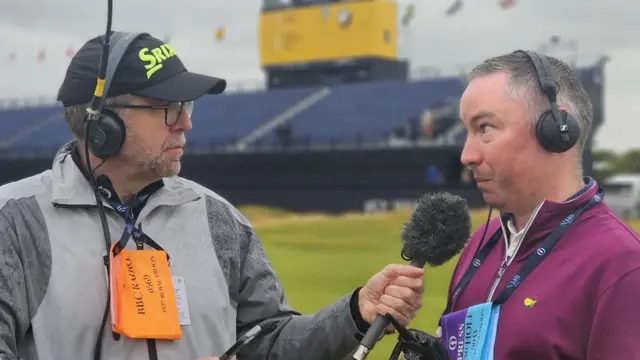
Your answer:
[353,316,390,359]
[353,259,425,360]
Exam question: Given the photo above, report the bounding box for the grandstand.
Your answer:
[0,76,465,156]
[0,64,604,157]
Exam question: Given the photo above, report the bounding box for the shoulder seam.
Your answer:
[203,194,254,241]
[0,171,51,208]
[601,211,640,239]
[597,265,640,301]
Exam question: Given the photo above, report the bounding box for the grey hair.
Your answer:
[63,94,133,139]
[467,51,593,153]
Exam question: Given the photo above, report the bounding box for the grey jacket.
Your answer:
[0,143,365,360]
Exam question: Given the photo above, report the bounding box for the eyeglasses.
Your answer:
[108,101,194,126]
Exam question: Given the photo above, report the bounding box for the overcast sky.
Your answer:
[0,0,638,152]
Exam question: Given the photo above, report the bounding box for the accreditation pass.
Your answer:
[172,276,191,326]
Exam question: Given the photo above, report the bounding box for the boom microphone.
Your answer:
[352,192,472,360]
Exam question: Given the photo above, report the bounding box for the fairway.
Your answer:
[241,206,640,360]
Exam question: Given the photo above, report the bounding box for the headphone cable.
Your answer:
[86,0,116,359]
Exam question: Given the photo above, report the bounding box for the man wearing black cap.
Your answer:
[0,32,425,360]
[56,31,228,189]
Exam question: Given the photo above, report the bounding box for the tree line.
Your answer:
[592,148,640,182]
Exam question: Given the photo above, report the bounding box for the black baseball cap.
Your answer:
[57,32,227,106]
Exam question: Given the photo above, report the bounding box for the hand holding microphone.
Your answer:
[353,192,471,360]
[358,264,425,332]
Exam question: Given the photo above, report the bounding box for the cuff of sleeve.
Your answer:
[350,287,370,338]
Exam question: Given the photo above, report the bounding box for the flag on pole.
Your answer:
[499,0,516,10]
[445,0,463,16]
[215,26,226,42]
[401,4,415,26]
[37,48,46,62]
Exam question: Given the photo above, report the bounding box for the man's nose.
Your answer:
[172,110,192,132]
[460,136,481,167]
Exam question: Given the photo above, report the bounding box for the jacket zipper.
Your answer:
[485,213,538,301]
[486,257,511,302]
[485,203,545,302]
[485,218,521,302]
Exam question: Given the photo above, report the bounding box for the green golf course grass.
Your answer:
[240,206,640,360]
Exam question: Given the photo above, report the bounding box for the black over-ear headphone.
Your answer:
[516,50,580,153]
[85,31,148,159]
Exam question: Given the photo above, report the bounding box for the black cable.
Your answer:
[472,206,494,257]
[384,314,450,360]
[90,0,113,114]
[87,131,113,360]
[87,1,115,359]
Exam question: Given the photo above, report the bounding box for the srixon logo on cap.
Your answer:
[138,44,178,79]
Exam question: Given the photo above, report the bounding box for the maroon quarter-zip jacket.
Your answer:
[442,178,640,360]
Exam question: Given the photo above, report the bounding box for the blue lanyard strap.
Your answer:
[443,191,603,313]
[106,196,167,259]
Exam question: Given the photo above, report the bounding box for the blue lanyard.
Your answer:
[444,190,603,313]
[106,195,166,257]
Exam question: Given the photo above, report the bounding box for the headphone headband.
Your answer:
[520,51,564,127]
[99,31,148,109]
[519,50,559,101]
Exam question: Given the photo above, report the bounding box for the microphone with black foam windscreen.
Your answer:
[352,192,471,360]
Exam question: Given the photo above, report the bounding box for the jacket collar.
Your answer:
[498,177,603,261]
[50,141,201,210]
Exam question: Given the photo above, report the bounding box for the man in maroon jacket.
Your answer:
[437,50,640,360]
